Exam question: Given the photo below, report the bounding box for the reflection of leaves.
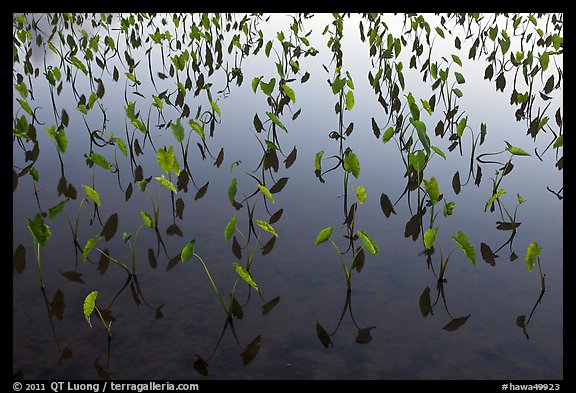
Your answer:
[100,213,118,241]
[480,243,498,267]
[166,255,180,272]
[94,358,111,380]
[48,289,65,320]
[452,171,461,194]
[166,223,183,237]
[176,198,185,219]
[177,170,189,193]
[380,193,396,217]
[352,247,365,273]
[261,236,276,256]
[269,208,283,224]
[13,244,26,273]
[261,296,281,315]
[231,296,243,320]
[496,221,521,231]
[419,287,433,317]
[404,209,425,241]
[194,181,209,200]
[316,322,333,348]
[62,271,85,284]
[516,315,526,328]
[147,249,157,269]
[442,314,470,331]
[510,252,518,262]
[232,236,242,259]
[241,335,262,365]
[269,177,288,194]
[194,355,208,376]
[284,147,297,169]
[214,148,224,168]
[355,327,376,344]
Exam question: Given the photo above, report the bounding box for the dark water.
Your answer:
[13,13,563,380]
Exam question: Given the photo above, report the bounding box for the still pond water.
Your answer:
[13,13,563,380]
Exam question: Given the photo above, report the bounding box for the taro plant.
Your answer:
[423,227,476,282]
[25,213,51,288]
[83,290,112,338]
[525,242,545,291]
[315,226,379,292]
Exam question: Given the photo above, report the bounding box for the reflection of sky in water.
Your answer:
[13,13,562,379]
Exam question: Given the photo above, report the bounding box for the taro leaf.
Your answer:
[269,208,284,224]
[241,335,261,365]
[454,71,465,84]
[82,185,102,206]
[214,148,224,167]
[100,213,118,241]
[553,135,563,149]
[140,211,154,228]
[155,175,177,193]
[26,214,51,247]
[345,90,355,111]
[408,150,426,172]
[442,314,470,331]
[481,243,498,267]
[316,322,333,348]
[431,145,446,160]
[355,327,376,344]
[382,127,395,143]
[89,152,111,171]
[405,211,423,241]
[380,193,396,217]
[194,355,208,377]
[232,236,242,259]
[269,177,288,194]
[353,185,367,204]
[314,150,324,171]
[423,177,440,205]
[122,233,132,243]
[225,215,238,242]
[352,247,365,273]
[343,150,360,179]
[485,189,506,211]
[419,287,433,317]
[48,199,69,222]
[456,116,467,137]
[228,178,237,205]
[452,171,461,194]
[450,230,476,265]
[157,146,180,175]
[257,184,275,204]
[357,230,379,254]
[231,296,243,319]
[412,120,430,155]
[261,296,280,315]
[261,236,276,256]
[194,181,209,200]
[525,242,542,273]
[504,141,530,156]
[180,239,196,262]
[83,291,99,327]
[256,220,278,237]
[82,235,100,262]
[233,262,258,291]
[424,227,438,250]
[62,270,84,284]
[266,112,287,132]
[170,118,185,143]
[443,201,455,217]
[281,83,296,103]
[315,227,334,246]
[496,221,521,231]
[284,147,297,168]
[13,244,26,273]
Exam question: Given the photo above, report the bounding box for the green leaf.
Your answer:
[180,239,196,262]
[409,101,420,121]
[260,78,276,96]
[90,152,110,171]
[424,177,440,205]
[525,242,542,272]
[424,227,438,249]
[82,185,102,206]
[232,262,258,291]
[457,116,467,137]
[152,95,163,109]
[331,77,346,94]
[450,230,476,265]
[140,211,154,228]
[122,232,132,243]
[435,27,445,38]
[155,175,177,193]
[30,167,39,182]
[357,230,379,254]
[454,71,465,84]
[409,150,426,172]
[412,120,430,155]
[431,146,446,160]
[26,213,51,247]
[257,184,275,204]
[265,112,288,132]
[452,88,463,98]
[256,220,278,237]
[189,120,205,139]
[82,235,100,262]
[345,90,355,111]
[451,54,462,67]
[485,189,506,211]
[517,194,527,204]
[17,99,33,117]
[48,199,68,222]
[281,83,296,103]
[382,127,395,143]
[83,291,99,327]
[112,136,128,157]
[343,150,360,179]
[443,201,455,217]
[70,55,87,75]
[353,185,367,204]
[252,76,262,93]
[210,100,221,117]
[539,51,549,72]
[225,215,238,242]
[228,178,238,205]
[314,151,324,170]
[157,145,180,175]
[504,141,531,156]
[170,118,185,143]
[315,227,334,246]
